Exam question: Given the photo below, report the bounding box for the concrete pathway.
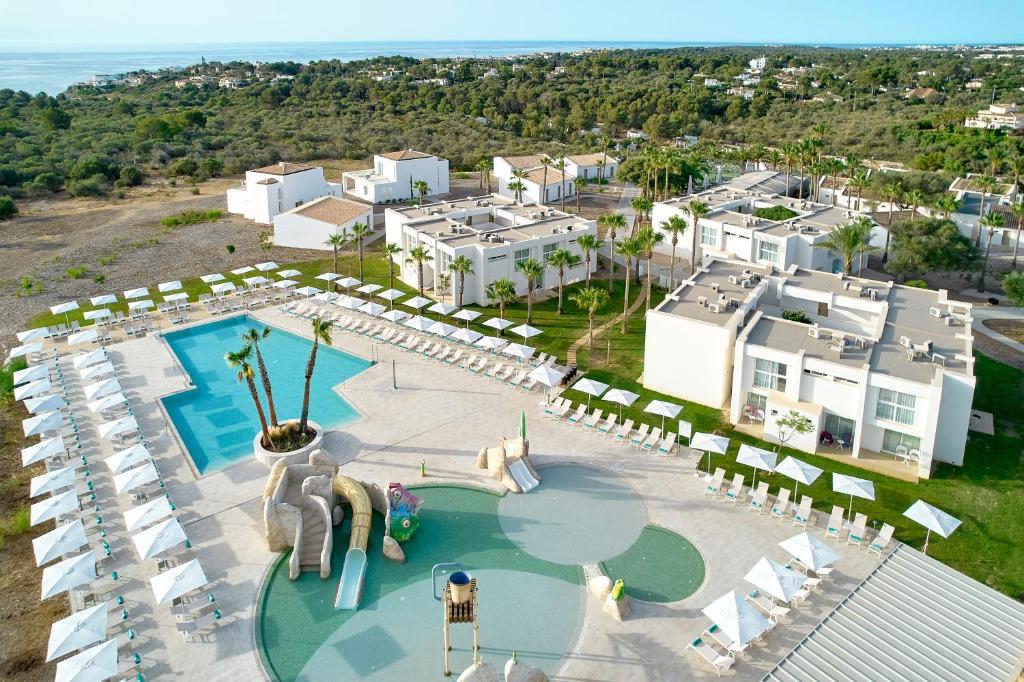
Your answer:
[971,304,1024,354]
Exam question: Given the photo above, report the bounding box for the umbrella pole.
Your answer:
[587,395,592,409]
[794,480,799,503]
[752,468,757,488]
[923,528,931,555]
[848,493,854,525]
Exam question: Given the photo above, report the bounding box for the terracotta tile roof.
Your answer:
[291,196,371,226]
[950,176,1014,195]
[378,150,433,161]
[524,167,567,186]
[252,162,316,176]
[567,153,615,166]
[502,154,547,170]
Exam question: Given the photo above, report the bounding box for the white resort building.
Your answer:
[384,194,596,304]
[272,196,374,250]
[226,163,342,225]
[342,150,450,204]
[492,153,619,205]
[644,259,976,479]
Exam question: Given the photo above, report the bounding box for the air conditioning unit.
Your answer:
[708,303,721,313]
[727,275,739,285]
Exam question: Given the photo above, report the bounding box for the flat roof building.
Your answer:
[342,150,449,204]
[226,163,341,225]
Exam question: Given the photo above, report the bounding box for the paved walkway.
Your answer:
[970,305,1024,354]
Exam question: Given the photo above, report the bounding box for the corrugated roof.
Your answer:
[763,545,1024,682]
[288,196,371,226]
[378,149,432,161]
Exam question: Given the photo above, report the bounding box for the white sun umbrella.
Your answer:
[151,558,208,605]
[30,466,75,497]
[98,414,138,441]
[313,291,340,305]
[67,329,98,346]
[243,275,270,288]
[339,276,362,293]
[603,388,639,420]
[702,590,772,647]
[104,443,151,474]
[356,283,382,296]
[644,399,683,433]
[501,342,535,362]
[428,301,458,319]
[745,556,807,604]
[34,520,88,568]
[31,489,79,526]
[404,315,434,332]
[17,327,49,342]
[779,531,841,572]
[13,363,49,386]
[211,282,237,295]
[50,301,80,326]
[157,280,182,293]
[22,436,65,466]
[380,309,410,323]
[87,392,127,414]
[774,456,823,503]
[123,287,149,300]
[509,323,543,340]
[255,260,279,272]
[402,295,431,310]
[123,496,173,533]
[315,272,340,283]
[376,288,404,302]
[200,273,225,284]
[572,378,608,409]
[276,268,302,278]
[54,638,117,682]
[428,321,457,337]
[8,341,43,360]
[80,361,115,380]
[82,308,111,323]
[132,517,187,561]
[736,443,778,488]
[359,301,386,317]
[127,299,154,313]
[46,600,108,661]
[14,377,51,400]
[528,364,566,388]
[42,551,96,601]
[231,266,254,276]
[474,335,508,353]
[113,460,158,495]
[335,294,361,309]
[294,285,320,297]
[273,279,298,289]
[164,292,189,305]
[832,472,875,524]
[452,309,481,326]
[72,349,106,369]
[450,328,482,344]
[89,294,118,306]
[23,410,64,437]
[25,394,68,415]
[84,378,120,401]
[691,432,731,475]
[904,500,962,555]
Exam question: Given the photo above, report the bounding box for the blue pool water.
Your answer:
[161,315,371,474]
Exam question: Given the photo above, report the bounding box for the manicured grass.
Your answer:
[600,525,706,602]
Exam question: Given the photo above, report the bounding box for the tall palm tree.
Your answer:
[766,149,783,173]
[241,326,277,427]
[986,146,1007,178]
[1012,202,1024,269]
[225,345,273,448]
[555,158,568,211]
[637,226,664,310]
[825,158,845,206]
[978,212,1006,293]
[474,159,490,191]
[903,190,924,221]
[781,143,799,197]
[881,181,903,263]
[545,248,581,314]
[349,222,372,281]
[575,233,602,286]
[299,317,334,437]
[449,255,474,307]
[686,200,710,275]
[848,170,869,211]
[630,196,652,234]
[661,215,689,289]
[413,180,430,204]
[405,244,433,295]
[573,176,587,212]
[933,195,959,220]
[1009,155,1024,193]
[616,236,644,333]
[507,179,526,203]
[601,212,626,292]
[974,175,996,245]
[485,277,517,331]
[813,218,877,274]
[383,242,401,290]
[539,156,552,204]
[596,159,605,186]
[569,286,609,349]
[661,147,680,199]
[325,232,347,291]
[515,257,545,324]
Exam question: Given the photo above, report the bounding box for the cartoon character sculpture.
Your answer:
[385,483,422,543]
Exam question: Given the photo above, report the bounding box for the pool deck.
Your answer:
[79,304,881,681]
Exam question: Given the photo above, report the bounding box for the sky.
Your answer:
[1,0,1022,46]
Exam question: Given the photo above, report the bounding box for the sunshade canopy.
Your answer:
[41,551,96,600]
[483,317,514,331]
[104,443,151,475]
[273,279,298,289]
[150,558,208,605]
[254,261,279,271]
[737,443,778,472]
[427,321,457,337]
[89,294,117,306]
[450,328,482,344]
[404,315,433,331]
[164,292,189,303]
[276,269,302,278]
[87,392,127,413]
[528,364,566,387]
[904,500,961,539]
[123,495,173,533]
[377,288,404,301]
[23,410,64,437]
[380,309,410,323]
[428,301,458,315]
[832,472,876,500]
[46,600,109,662]
[336,276,362,288]
[452,309,481,323]
[474,335,508,351]
[702,589,772,646]
[123,287,149,299]
[402,295,431,309]
[314,291,340,304]
[54,638,117,682]
[132,517,187,560]
[50,301,80,315]
[314,272,340,282]
[33,520,88,567]
[82,308,111,321]
[66,329,98,346]
[14,377,51,400]
[25,394,67,415]
[97,414,137,440]
[112,460,158,494]
[358,301,386,316]
[603,388,640,407]
[356,283,382,294]
[745,556,806,603]
[242,275,269,287]
[84,378,121,402]
[30,465,75,497]
[200,273,225,283]
[72,349,106,369]
[80,361,115,380]
[9,341,43,360]
[775,456,823,486]
[211,282,237,294]
[16,327,48,342]
[230,266,254,275]
[13,363,49,385]
[157,280,182,292]
[31,489,79,526]
[644,399,682,419]
[779,531,841,572]
[690,432,730,453]
[294,286,320,296]
[126,299,154,312]
[509,323,542,339]
[22,436,64,466]
[501,343,535,361]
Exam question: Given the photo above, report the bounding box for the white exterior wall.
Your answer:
[643,310,736,407]
[226,167,341,224]
[346,155,449,204]
[567,159,618,180]
[273,208,373,251]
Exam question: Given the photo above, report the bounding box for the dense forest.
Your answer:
[1,46,1023,202]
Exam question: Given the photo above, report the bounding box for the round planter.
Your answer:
[253,419,323,468]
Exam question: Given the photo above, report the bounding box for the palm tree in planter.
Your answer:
[413,180,430,205]
[241,326,278,428]
[383,242,402,290]
[299,316,335,438]
[617,236,644,333]
[485,277,517,333]
[660,215,689,289]
[686,200,710,275]
[573,176,587,212]
[349,222,373,281]
[225,345,273,449]
[405,245,433,296]
[601,212,626,293]
[545,248,582,314]
[575,233,603,286]
[325,232,348,291]
[515,257,545,325]
[813,218,876,275]
[449,255,474,307]
[637,226,664,310]
[978,211,1006,293]
[507,179,526,203]
[570,286,609,350]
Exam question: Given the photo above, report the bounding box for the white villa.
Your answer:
[226,163,341,225]
[651,172,883,275]
[964,103,1024,131]
[493,153,619,205]
[272,196,373,251]
[384,194,596,304]
[644,259,976,479]
[342,150,449,204]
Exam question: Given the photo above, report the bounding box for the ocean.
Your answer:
[0,40,694,95]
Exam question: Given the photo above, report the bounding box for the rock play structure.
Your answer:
[475,436,540,493]
[261,450,422,609]
[588,575,631,622]
[456,653,549,682]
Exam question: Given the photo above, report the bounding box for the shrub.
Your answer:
[0,357,27,399]
[93,273,106,284]
[17,276,42,296]
[8,506,30,535]
[1002,271,1024,306]
[903,279,928,289]
[0,195,16,220]
[781,308,811,324]
[160,209,222,228]
[68,174,109,197]
[98,253,117,266]
[167,157,199,177]
[116,165,144,187]
[64,266,87,279]
[225,244,236,254]
[754,205,799,221]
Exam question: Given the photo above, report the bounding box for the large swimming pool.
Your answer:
[161,315,371,474]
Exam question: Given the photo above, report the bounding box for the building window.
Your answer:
[487,254,507,262]
[542,243,558,260]
[745,392,767,414]
[757,240,779,264]
[700,225,717,247]
[439,252,452,272]
[822,412,856,444]
[514,248,531,268]
[753,358,786,392]
[881,429,921,455]
[875,389,916,426]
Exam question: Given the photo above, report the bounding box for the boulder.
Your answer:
[307,448,337,474]
[332,504,345,527]
[588,576,613,600]
[457,660,499,682]
[301,475,332,502]
[505,655,548,682]
[475,447,488,470]
[382,535,405,563]
[603,593,631,622]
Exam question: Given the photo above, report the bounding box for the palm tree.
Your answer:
[413,180,430,205]
[974,175,996,245]
[539,156,552,204]
[596,158,605,186]
[903,190,924,222]
[637,226,664,310]
[848,170,869,211]
[1009,155,1024,193]
[814,218,877,274]
[299,317,334,437]
[555,158,568,211]
[569,287,609,349]
[986,146,1007,178]
[978,212,1006,292]
[1012,202,1024,269]
[630,196,652,234]
[781,143,799,197]
[449,255,474,307]
[474,159,490,191]
[933,195,959,220]
[766,149,783,173]
[573,176,587,212]
[661,147,680,199]
[324,232,347,290]
[686,200,710,275]
[349,222,372,281]
[601,212,626,292]
[383,242,401,290]
[485,277,517,330]
[507,179,526,203]
[405,244,433,295]
[661,215,689,289]
[241,326,277,427]
[825,159,845,206]
[617,236,644,333]
[515,257,545,324]
[545,248,581,314]
[881,182,903,263]
[225,345,273,448]
[575,233,602,286]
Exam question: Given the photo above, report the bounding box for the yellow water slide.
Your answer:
[332,474,372,609]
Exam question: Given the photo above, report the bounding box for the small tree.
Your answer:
[325,232,348,289]
[299,317,334,438]
[485,277,517,331]
[1001,271,1024,306]
[507,179,525,202]
[0,196,16,221]
[978,212,1006,293]
[573,176,587,212]
[413,179,430,204]
[569,287,609,349]
[545,248,581,314]
[349,222,373,281]
[436,272,452,301]
[449,255,474,307]
[383,242,402,290]
[774,410,813,452]
[405,245,433,295]
[575,233,603,286]
[515,257,545,324]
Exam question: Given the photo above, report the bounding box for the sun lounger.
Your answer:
[825,505,845,541]
[657,432,677,456]
[176,608,223,641]
[748,482,769,512]
[507,369,526,387]
[704,467,726,496]
[629,423,650,446]
[400,335,419,351]
[770,488,791,520]
[566,404,587,424]
[552,400,573,419]
[418,342,436,356]
[377,328,395,342]
[530,352,548,367]
[640,427,662,451]
[596,413,617,434]
[724,474,745,503]
[847,513,867,547]
[583,409,604,430]
[542,398,568,417]
[494,365,515,382]
[792,496,814,527]
[868,523,895,556]
[613,419,634,442]
[484,362,506,379]
[468,357,488,374]
[520,377,538,392]
[688,638,734,676]
[433,346,451,361]
[704,623,748,657]
[747,590,790,622]
[447,350,464,366]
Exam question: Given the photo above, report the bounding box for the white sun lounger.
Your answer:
[565,404,587,424]
[596,414,617,434]
[748,482,769,513]
[613,419,634,442]
[688,637,734,676]
[747,590,790,622]
[825,505,845,541]
[704,467,726,496]
[582,409,604,430]
[543,398,568,418]
[468,357,488,374]
[792,496,815,527]
[724,474,745,502]
[868,523,895,556]
[847,513,867,547]
[630,423,650,446]
[771,487,791,520]
[447,350,464,366]
[704,623,749,657]
[640,427,662,451]
[657,432,677,456]
[552,400,573,419]
[485,362,506,379]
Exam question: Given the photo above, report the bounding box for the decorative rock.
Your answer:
[475,447,488,470]
[505,655,548,682]
[588,576,613,600]
[307,448,337,473]
[382,535,405,563]
[457,660,499,682]
[332,504,344,527]
[603,593,631,622]
[301,475,332,502]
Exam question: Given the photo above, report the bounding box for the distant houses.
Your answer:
[342,150,449,204]
[964,103,1024,131]
[226,163,341,225]
[492,152,619,205]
